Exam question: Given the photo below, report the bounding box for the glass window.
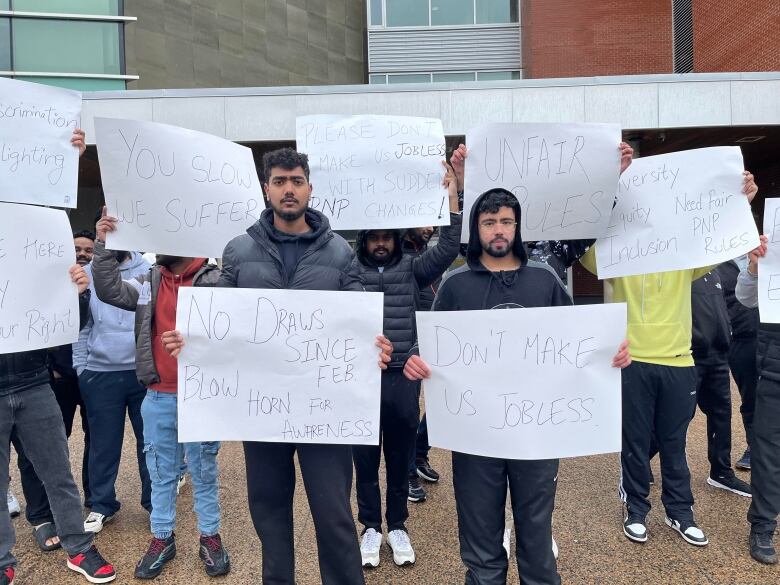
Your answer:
[12,1,121,16]
[15,75,126,91]
[0,1,9,10]
[432,72,475,82]
[13,19,121,74]
[431,0,473,25]
[386,0,428,27]
[387,73,431,83]
[476,0,519,24]
[369,74,387,84]
[369,0,383,26]
[477,70,521,81]
[0,19,9,70]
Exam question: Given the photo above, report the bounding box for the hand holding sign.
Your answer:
[68,264,90,294]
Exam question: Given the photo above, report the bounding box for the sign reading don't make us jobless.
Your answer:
[0,77,81,208]
[296,115,450,230]
[176,288,383,444]
[595,146,759,279]
[95,118,263,258]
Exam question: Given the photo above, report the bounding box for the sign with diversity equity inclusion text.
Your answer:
[176,288,383,444]
[758,198,780,323]
[594,147,759,279]
[296,115,451,230]
[0,203,81,353]
[462,122,622,242]
[416,303,626,460]
[95,118,263,258]
[0,77,81,208]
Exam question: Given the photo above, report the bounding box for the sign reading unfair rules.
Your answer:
[176,288,383,444]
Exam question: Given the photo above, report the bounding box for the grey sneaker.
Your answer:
[750,531,778,565]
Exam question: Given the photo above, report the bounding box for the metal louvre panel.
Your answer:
[368,25,521,73]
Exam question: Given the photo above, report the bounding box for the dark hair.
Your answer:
[476,189,520,219]
[73,229,96,241]
[262,148,310,183]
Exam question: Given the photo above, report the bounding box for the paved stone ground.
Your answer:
[7,383,777,584]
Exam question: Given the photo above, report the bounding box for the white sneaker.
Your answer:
[83,511,114,534]
[7,490,20,518]
[387,529,416,566]
[177,474,186,495]
[503,527,511,558]
[360,528,382,568]
[552,536,559,560]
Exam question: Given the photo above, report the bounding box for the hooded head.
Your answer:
[356,229,403,268]
[467,188,528,267]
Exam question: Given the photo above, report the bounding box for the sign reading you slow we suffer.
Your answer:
[595,146,759,279]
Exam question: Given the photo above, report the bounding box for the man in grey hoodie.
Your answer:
[73,250,152,534]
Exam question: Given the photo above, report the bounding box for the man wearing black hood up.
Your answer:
[403,188,631,585]
[351,162,462,569]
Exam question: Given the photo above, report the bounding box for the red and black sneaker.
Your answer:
[67,545,116,583]
[0,566,14,585]
[199,533,230,577]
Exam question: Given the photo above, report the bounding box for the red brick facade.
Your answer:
[522,1,674,78]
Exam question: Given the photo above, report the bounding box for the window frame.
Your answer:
[368,0,520,29]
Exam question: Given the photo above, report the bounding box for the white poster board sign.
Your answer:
[595,147,758,279]
[0,203,80,353]
[0,77,81,208]
[758,198,780,323]
[176,288,383,444]
[462,123,622,242]
[416,303,626,460]
[296,115,450,230]
[95,118,263,258]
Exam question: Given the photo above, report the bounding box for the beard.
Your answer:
[370,247,391,264]
[155,254,182,268]
[482,236,513,258]
[272,196,306,222]
[76,255,91,266]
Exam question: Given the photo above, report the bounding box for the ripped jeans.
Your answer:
[141,390,221,539]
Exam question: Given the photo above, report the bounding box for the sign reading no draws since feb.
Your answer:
[296,115,450,230]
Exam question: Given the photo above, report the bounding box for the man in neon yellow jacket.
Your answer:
[579,171,758,548]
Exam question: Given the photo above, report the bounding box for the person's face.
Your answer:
[365,231,396,264]
[264,166,312,222]
[478,207,517,258]
[74,237,94,266]
[409,227,435,245]
[155,254,182,268]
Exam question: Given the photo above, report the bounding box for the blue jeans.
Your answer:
[141,390,221,539]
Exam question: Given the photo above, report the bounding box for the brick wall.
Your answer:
[693,1,780,72]
[522,0,673,78]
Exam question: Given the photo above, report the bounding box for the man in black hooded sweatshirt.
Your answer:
[351,162,461,569]
[403,189,631,585]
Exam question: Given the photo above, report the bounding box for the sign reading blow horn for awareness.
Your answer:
[176,288,383,444]
[416,304,626,460]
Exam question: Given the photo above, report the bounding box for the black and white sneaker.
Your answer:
[665,517,708,546]
[623,515,647,543]
[415,459,440,483]
[707,474,751,497]
[407,476,426,502]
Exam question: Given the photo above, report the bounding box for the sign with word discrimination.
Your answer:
[0,77,81,208]
[95,118,263,258]
[462,123,622,242]
[176,288,383,444]
[296,115,450,230]
[595,147,758,279]
[758,198,780,323]
[417,303,626,460]
[0,203,81,353]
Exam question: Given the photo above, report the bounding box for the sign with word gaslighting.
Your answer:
[0,77,81,208]
[417,303,626,460]
[595,147,758,279]
[176,288,383,444]
[95,118,263,258]
[296,115,450,230]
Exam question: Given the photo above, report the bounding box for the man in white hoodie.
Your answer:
[73,249,152,533]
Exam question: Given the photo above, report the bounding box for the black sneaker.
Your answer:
[67,545,116,583]
[750,531,778,565]
[135,535,176,579]
[416,459,440,483]
[665,517,708,546]
[199,534,230,576]
[623,514,647,543]
[0,566,14,585]
[408,475,426,502]
[707,474,751,497]
[736,448,751,471]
